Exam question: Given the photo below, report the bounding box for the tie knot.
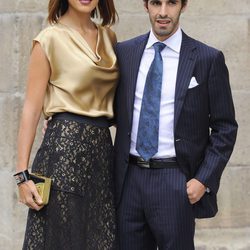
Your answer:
[153,42,166,53]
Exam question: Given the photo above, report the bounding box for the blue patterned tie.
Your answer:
[136,42,166,161]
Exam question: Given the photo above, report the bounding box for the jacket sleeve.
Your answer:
[195,51,238,194]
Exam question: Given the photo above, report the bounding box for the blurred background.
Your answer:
[0,0,249,249]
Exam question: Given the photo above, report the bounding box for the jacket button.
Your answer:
[128,132,131,137]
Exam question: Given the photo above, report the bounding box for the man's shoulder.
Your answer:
[116,33,149,49]
[183,32,220,55]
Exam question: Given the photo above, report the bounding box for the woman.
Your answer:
[14,0,118,249]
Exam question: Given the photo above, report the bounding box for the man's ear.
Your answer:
[144,1,149,12]
[181,2,188,13]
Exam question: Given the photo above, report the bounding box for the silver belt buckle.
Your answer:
[137,159,150,168]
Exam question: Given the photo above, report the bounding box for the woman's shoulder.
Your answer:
[33,24,67,58]
[34,24,64,41]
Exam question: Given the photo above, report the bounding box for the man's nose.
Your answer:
[159,4,168,17]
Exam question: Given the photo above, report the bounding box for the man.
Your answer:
[114,0,238,249]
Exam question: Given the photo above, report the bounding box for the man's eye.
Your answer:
[150,1,161,6]
[169,0,178,5]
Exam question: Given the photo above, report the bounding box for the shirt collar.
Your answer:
[146,26,182,53]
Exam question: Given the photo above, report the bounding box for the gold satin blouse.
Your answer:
[33,23,118,118]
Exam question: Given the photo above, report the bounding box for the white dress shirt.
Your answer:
[130,27,182,158]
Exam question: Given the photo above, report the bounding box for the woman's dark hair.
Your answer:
[48,0,118,26]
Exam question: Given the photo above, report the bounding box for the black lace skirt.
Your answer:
[23,113,117,250]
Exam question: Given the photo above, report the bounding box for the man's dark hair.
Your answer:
[143,0,188,7]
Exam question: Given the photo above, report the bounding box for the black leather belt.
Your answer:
[129,154,178,169]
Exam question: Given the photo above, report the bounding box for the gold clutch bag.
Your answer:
[30,173,52,205]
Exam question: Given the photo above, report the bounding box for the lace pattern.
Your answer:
[23,118,117,250]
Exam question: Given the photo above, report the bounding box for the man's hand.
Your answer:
[186,178,206,204]
[42,118,51,136]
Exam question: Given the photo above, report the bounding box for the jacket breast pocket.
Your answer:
[187,81,204,92]
[185,82,208,108]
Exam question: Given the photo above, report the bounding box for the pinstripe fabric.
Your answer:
[114,34,149,207]
[125,34,149,129]
[113,29,237,250]
[114,31,237,220]
[174,35,197,129]
[117,164,195,250]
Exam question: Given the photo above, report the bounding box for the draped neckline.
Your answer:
[57,22,101,62]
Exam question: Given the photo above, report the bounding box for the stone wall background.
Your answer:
[0,0,249,249]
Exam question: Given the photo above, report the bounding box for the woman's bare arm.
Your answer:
[16,42,50,210]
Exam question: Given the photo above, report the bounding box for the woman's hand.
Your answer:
[18,181,44,211]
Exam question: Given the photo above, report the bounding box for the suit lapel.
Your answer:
[174,32,197,128]
[124,32,197,130]
[126,33,149,128]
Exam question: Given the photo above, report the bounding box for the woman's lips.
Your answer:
[79,0,92,5]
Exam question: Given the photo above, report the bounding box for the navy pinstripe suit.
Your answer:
[113,31,237,249]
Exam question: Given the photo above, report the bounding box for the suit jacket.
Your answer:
[113,31,238,218]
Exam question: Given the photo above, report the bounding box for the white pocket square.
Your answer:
[188,77,199,89]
